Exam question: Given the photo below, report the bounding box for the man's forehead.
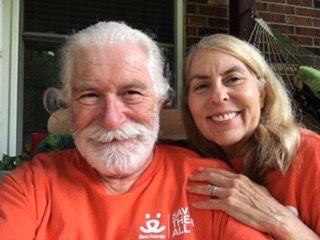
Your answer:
[74,43,147,58]
[72,78,149,91]
[73,45,149,71]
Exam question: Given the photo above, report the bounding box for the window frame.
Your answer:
[1,0,22,155]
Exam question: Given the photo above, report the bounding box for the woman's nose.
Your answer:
[209,84,229,104]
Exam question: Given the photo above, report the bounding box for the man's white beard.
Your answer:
[73,115,159,176]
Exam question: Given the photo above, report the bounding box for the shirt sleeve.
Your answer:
[0,167,39,239]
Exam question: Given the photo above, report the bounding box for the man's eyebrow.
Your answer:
[71,82,99,93]
[121,80,148,90]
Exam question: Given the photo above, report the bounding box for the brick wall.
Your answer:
[186,0,320,54]
[186,0,229,48]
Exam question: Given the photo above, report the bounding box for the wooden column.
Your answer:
[229,0,256,40]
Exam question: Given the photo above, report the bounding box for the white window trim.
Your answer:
[1,0,21,156]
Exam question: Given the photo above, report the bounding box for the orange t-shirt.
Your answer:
[0,144,270,240]
[232,129,320,235]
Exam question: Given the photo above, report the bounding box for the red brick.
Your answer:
[256,2,267,11]
[288,35,313,45]
[198,5,228,17]
[296,26,320,36]
[187,26,198,36]
[198,27,228,36]
[187,3,197,14]
[267,3,295,14]
[287,0,312,7]
[186,37,202,48]
[286,15,312,26]
[258,12,286,23]
[187,15,208,26]
[296,8,320,18]
[208,17,229,28]
[270,24,294,34]
[257,0,285,3]
[314,18,320,27]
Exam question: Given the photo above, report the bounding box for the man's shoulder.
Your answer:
[0,149,83,190]
[156,143,199,157]
[155,144,230,170]
[11,148,83,178]
[32,148,80,166]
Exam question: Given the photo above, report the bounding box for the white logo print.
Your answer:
[171,207,194,238]
[139,213,166,239]
[140,213,166,233]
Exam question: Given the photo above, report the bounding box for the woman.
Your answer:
[183,34,320,239]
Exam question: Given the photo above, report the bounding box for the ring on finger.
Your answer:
[209,185,217,197]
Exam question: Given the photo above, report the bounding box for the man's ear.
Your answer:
[158,98,166,109]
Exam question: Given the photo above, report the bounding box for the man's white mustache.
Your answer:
[81,122,150,143]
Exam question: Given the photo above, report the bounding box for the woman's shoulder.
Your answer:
[293,129,320,171]
[299,128,320,150]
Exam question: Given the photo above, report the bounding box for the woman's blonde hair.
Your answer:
[183,34,300,183]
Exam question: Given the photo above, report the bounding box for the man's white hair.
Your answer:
[57,21,170,105]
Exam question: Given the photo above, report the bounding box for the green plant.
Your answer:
[0,151,30,171]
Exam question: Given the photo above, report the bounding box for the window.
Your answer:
[22,0,183,145]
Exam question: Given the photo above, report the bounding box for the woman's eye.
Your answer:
[226,76,243,85]
[193,83,209,92]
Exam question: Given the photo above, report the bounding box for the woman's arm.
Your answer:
[187,167,320,240]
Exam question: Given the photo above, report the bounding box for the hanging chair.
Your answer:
[248,18,320,132]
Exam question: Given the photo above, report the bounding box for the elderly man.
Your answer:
[0,22,270,239]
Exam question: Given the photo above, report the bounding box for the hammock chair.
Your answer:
[248,18,320,132]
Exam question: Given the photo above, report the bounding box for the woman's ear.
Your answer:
[259,85,266,109]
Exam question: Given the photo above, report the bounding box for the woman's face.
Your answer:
[187,49,265,158]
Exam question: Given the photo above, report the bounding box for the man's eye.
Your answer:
[78,93,99,105]
[126,90,142,96]
[123,90,143,103]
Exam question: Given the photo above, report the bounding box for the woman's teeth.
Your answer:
[211,112,237,121]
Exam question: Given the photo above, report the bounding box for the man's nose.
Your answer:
[209,84,229,104]
[101,96,126,130]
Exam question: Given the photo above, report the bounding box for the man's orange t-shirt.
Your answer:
[0,144,270,239]
[232,129,320,235]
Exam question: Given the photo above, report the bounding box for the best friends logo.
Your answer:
[138,207,194,239]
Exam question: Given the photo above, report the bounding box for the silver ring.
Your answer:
[209,185,217,197]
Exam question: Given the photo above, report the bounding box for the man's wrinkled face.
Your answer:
[70,44,160,177]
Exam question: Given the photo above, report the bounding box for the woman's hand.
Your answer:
[187,167,320,240]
